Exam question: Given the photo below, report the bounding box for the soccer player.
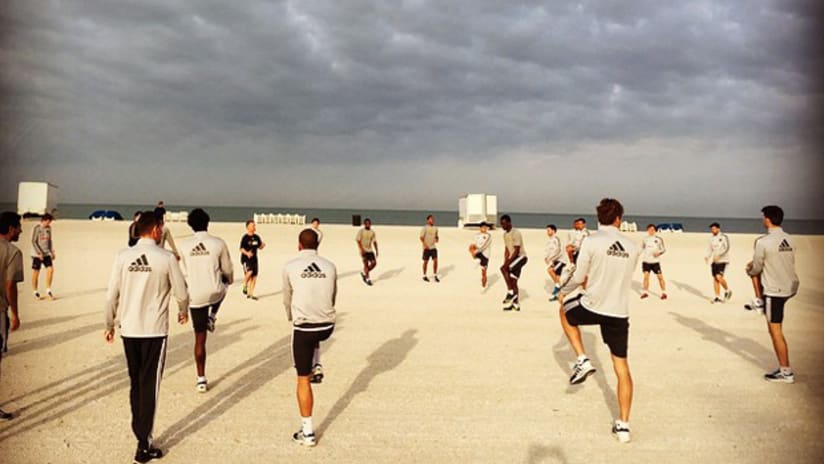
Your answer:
[30,213,56,300]
[640,224,667,300]
[0,212,24,420]
[283,229,337,447]
[355,218,378,286]
[420,215,440,282]
[468,222,492,290]
[566,217,590,264]
[240,220,265,300]
[705,222,732,303]
[180,208,233,393]
[310,218,323,244]
[544,224,564,301]
[154,208,180,261]
[500,215,528,311]
[558,198,640,443]
[104,211,189,463]
[745,206,800,383]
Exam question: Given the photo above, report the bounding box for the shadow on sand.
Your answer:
[0,319,256,443]
[526,444,569,464]
[375,267,404,282]
[316,329,418,438]
[669,280,708,301]
[551,333,618,419]
[669,312,773,368]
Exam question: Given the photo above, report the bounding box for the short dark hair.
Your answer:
[0,211,22,234]
[709,222,721,229]
[299,228,319,250]
[136,210,159,236]
[311,217,320,224]
[245,219,255,227]
[42,213,54,222]
[574,217,586,224]
[596,198,624,226]
[761,205,784,226]
[426,214,433,220]
[364,217,372,224]
[188,208,210,232]
[647,224,657,231]
[500,214,511,222]
[546,224,557,231]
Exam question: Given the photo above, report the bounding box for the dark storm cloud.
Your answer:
[1,0,822,216]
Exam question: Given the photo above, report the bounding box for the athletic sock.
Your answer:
[615,420,629,429]
[312,348,320,366]
[780,366,793,375]
[197,376,206,383]
[301,416,313,435]
[577,354,588,363]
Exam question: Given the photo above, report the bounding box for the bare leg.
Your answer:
[422,259,428,276]
[243,271,253,289]
[46,267,54,289]
[559,308,585,356]
[642,272,650,293]
[297,376,313,417]
[548,267,560,285]
[249,276,257,297]
[713,277,721,297]
[768,321,790,367]
[32,269,40,293]
[369,260,377,272]
[657,273,666,292]
[500,264,513,292]
[194,331,207,377]
[433,258,438,275]
[612,355,633,422]
[481,268,487,287]
[718,275,729,290]
[362,260,370,278]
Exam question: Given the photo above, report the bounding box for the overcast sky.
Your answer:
[2,1,822,217]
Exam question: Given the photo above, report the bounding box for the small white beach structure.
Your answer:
[458,193,497,228]
[17,182,58,216]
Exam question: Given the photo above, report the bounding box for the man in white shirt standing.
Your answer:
[180,208,233,393]
[104,211,189,463]
[706,222,732,304]
[640,224,667,300]
[283,229,338,447]
[745,205,800,383]
[468,222,492,290]
[544,224,565,301]
[558,198,640,443]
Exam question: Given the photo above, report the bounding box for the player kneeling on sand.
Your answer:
[558,198,640,443]
[283,229,338,447]
[469,222,492,290]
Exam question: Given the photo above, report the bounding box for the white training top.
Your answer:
[282,249,337,326]
[561,225,640,318]
[706,232,730,263]
[180,231,234,308]
[747,227,800,298]
[473,232,491,258]
[568,228,590,251]
[641,235,666,264]
[105,238,189,337]
[504,228,526,258]
[544,235,563,263]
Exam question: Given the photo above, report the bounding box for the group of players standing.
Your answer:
[0,197,802,461]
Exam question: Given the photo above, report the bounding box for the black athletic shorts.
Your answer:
[292,323,334,376]
[241,256,259,277]
[506,255,528,279]
[563,294,629,358]
[422,248,438,261]
[548,260,565,275]
[765,295,791,324]
[362,252,376,262]
[190,299,223,333]
[32,256,53,270]
[474,252,489,268]
[642,262,662,275]
[711,262,727,277]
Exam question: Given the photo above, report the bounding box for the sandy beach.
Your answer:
[0,219,822,463]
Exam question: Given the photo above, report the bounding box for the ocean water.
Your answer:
[2,202,823,234]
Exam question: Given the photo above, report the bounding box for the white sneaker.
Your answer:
[764,369,795,383]
[569,358,596,384]
[744,298,764,314]
[292,430,317,447]
[196,379,208,393]
[612,421,631,443]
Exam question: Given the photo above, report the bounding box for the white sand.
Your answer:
[0,220,822,463]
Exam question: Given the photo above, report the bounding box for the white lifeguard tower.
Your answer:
[17,182,58,217]
[458,193,497,228]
